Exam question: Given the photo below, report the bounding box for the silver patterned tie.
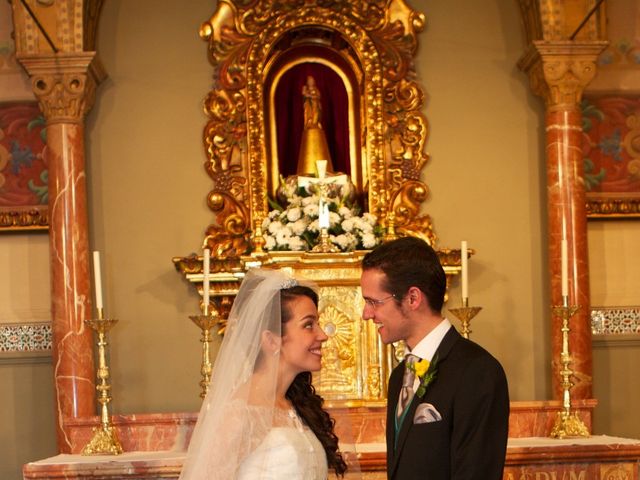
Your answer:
[397,354,418,420]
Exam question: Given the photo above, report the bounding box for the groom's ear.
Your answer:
[406,286,424,311]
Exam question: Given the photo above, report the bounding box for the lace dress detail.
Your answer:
[206,401,328,480]
[237,408,328,479]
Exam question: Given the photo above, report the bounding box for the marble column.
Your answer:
[18,53,105,452]
[519,42,606,400]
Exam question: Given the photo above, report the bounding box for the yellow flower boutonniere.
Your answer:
[407,354,439,398]
[413,359,430,378]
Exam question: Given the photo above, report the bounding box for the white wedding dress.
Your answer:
[179,271,333,480]
[210,402,328,480]
[237,408,328,479]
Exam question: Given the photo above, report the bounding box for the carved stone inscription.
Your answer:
[504,469,587,480]
[503,463,636,480]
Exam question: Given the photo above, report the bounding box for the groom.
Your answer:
[361,236,509,479]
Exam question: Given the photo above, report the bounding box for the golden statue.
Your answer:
[303,75,322,128]
[297,75,334,176]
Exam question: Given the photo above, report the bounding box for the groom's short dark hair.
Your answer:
[362,236,446,313]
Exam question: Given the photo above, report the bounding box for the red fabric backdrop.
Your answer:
[274,63,350,178]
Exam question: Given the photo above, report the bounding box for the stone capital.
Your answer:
[518,41,608,110]
[17,52,106,124]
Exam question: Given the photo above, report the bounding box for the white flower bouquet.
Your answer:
[261,180,382,252]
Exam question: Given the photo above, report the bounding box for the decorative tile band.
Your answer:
[591,307,640,335]
[0,308,636,353]
[0,322,52,352]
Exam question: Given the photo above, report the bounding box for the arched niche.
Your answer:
[198,0,437,258]
[265,36,363,200]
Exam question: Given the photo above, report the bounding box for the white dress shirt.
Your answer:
[405,318,452,391]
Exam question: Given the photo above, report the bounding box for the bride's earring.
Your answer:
[273,348,280,356]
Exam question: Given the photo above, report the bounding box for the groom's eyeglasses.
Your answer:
[363,294,397,308]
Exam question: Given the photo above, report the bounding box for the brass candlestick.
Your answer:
[550,296,589,439]
[311,227,339,253]
[252,218,266,254]
[383,212,398,242]
[82,309,123,455]
[190,309,221,399]
[448,298,482,339]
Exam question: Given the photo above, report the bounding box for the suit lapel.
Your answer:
[433,325,460,363]
[389,326,461,477]
[392,387,421,467]
[386,365,402,474]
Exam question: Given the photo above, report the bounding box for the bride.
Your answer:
[179,269,348,479]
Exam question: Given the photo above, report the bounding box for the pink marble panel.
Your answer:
[23,452,185,479]
[508,400,596,438]
[23,435,640,479]
[65,413,198,454]
[505,436,640,479]
[545,108,593,401]
[330,406,387,445]
[48,123,96,452]
[62,401,596,455]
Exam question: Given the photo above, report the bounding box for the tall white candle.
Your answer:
[316,160,327,179]
[461,241,468,301]
[203,248,210,315]
[319,201,330,229]
[92,251,103,310]
[561,239,568,298]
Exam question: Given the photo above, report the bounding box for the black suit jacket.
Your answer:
[386,326,509,480]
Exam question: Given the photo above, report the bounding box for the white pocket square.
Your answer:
[414,403,442,424]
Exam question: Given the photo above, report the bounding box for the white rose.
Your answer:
[268,221,284,234]
[329,211,340,226]
[354,217,373,233]
[341,217,355,233]
[268,209,280,220]
[287,207,302,222]
[347,232,358,250]
[338,206,353,219]
[302,195,318,206]
[303,203,319,218]
[276,228,292,246]
[307,219,319,233]
[362,232,377,249]
[264,235,276,250]
[289,196,302,208]
[290,219,308,235]
[288,236,305,251]
[363,212,377,225]
[333,233,357,251]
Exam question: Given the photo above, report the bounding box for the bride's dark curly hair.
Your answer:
[281,285,348,478]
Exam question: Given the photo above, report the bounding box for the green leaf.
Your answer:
[415,353,439,399]
[267,196,284,211]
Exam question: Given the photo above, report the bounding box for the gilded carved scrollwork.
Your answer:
[600,463,633,480]
[388,181,436,246]
[198,0,433,256]
[318,303,358,396]
[313,281,387,402]
[586,197,640,217]
[176,0,446,406]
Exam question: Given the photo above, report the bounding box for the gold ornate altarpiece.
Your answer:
[173,0,464,406]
